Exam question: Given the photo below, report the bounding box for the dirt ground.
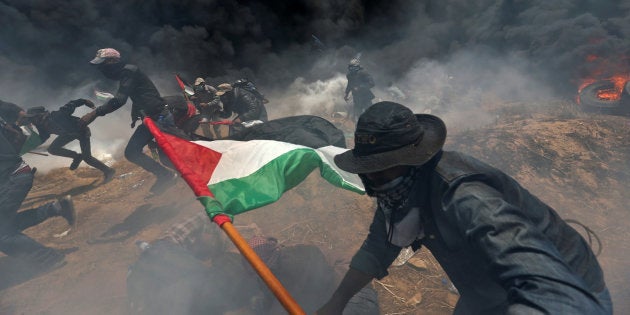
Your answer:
[1,100,628,315]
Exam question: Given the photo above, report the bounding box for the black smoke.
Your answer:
[1,0,629,103]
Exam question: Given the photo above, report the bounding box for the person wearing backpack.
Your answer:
[215,82,268,135]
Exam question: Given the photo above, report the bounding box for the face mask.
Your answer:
[97,63,124,80]
[360,166,413,195]
[194,84,205,94]
[369,175,406,193]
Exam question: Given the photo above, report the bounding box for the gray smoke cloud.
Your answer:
[2,1,629,313]
[2,0,628,169]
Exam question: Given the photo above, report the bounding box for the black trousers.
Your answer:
[47,129,110,172]
[124,113,174,177]
[0,171,63,265]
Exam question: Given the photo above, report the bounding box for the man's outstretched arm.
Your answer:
[316,267,373,315]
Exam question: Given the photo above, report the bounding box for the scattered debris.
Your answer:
[374,280,406,303]
[53,228,71,238]
[405,292,423,306]
[132,179,145,189]
[406,257,428,271]
[118,172,134,179]
[392,247,415,266]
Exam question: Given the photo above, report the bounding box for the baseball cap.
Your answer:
[90,48,121,64]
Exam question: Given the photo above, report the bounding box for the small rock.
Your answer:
[407,257,428,271]
[53,228,71,238]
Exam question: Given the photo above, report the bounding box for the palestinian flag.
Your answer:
[144,117,364,219]
[19,125,42,156]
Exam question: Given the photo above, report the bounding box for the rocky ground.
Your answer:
[0,99,628,315]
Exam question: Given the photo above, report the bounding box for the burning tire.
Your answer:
[578,80,630,115]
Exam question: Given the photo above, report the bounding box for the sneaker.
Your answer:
[149,172,178,194]
[103,168,116,184]
[69,157,82,170]
[58,195,77,228]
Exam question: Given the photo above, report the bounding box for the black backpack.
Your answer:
[232,79,267,103]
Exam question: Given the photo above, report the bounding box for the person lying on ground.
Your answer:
[127,212,379,315]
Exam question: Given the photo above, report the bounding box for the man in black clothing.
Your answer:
[25,99,115,184]
[344,58,375,122]
[191,77,221,115]
[79,48,177,194]
[190,77,222,138]
[215,82,268,135]
[317,102,611,315]
[1,99,76,271]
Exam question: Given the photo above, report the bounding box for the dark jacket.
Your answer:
[0,101,24,125]
[345,68,375,105]
[95,64,165,122]
[33,101,89,142]
[0,130,22,181]
[0,101,25,179]
[351,151,608,314]
[222,88,268,122]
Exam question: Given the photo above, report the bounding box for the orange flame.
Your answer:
[596,74,629,101]
[576,53,630,102]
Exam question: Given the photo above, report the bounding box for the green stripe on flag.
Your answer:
[19,126,42,156]
[208,148,363,216]
[198,196,227,219]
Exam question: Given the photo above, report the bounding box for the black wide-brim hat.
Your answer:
[335,101,447,174]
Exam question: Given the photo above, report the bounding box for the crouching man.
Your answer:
[317,101,612,315]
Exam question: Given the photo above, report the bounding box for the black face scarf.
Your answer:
[373,168,416,220]
[359,151,443,245]
[97,62,125,80]
[361,167,418,245]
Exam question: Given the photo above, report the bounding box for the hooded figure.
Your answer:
[318,101,612,315]
[127,213,379,315]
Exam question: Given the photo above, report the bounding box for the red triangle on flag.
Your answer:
[144,117,221,197]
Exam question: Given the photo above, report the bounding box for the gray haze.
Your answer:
[1,0,629,314]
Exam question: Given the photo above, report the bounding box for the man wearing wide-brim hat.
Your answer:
[317,101,612,314]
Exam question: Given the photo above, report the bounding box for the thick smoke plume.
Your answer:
[1,0,627,168]
[1,1,629,314]
[1,0,628,166]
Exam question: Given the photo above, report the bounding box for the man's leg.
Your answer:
[77,132,115,183]
[352,101,361,123]
[125,124,171,177]
[124,124,176,194]
[47,135,82,170]
[0,172,65,267]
